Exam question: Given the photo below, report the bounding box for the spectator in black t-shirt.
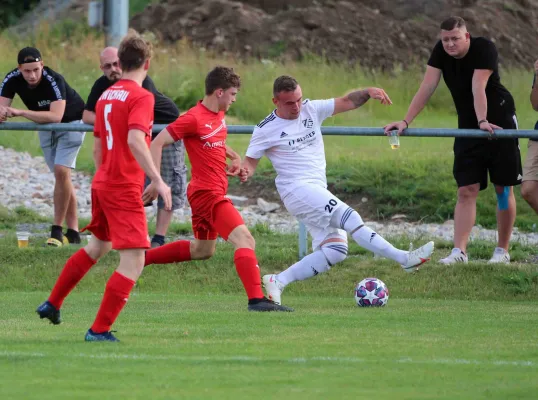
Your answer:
[82,47,187,247]
[384,16,522,265]
[0,47,85,247]
[521,62,538,216]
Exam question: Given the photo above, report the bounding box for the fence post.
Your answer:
[298,221,307,259]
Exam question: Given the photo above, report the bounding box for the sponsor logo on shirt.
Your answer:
[203,139,226,149]
[280,131,288,138]
[302,118,313,128]
[200,119,226,140]
[288,130,317,152]
[37,100,51,107]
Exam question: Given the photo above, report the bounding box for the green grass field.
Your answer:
[2,293,538,400]
[1,29,538,399]
[1,210,538,399]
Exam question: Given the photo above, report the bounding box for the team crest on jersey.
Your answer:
[302,118,313,128]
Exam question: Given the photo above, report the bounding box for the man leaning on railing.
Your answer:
[0,47,85,247]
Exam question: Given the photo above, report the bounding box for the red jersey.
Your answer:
[167,101,228,194]
[92,79,154,191]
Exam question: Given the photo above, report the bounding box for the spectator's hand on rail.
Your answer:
[6,107,23,118]
[0,106,7,122]
[479,120,502,140]
[384,120,407,136]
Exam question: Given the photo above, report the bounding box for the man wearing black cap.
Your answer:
[0,47,86,246]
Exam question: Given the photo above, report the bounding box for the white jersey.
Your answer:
[246,99,334,198]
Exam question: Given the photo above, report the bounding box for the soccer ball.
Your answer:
[354,278,389,307]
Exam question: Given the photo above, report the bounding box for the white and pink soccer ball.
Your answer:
[354,278,389,307]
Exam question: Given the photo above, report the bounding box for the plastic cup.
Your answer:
[388,131,400,149]
[16,231,30,248]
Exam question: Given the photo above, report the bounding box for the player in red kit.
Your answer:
[36,32,172,341]
[143,66,293,312]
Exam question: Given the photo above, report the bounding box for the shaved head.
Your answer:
[99,46,122,81]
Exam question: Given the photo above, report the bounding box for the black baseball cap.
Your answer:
[17,47,42,64]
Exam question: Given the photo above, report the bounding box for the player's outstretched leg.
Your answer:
[144,240,191,266]
[215,201,293,312]
[263,235,348,304]
[331,205,434,272]
[36,238,110,324]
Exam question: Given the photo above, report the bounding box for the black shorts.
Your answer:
[453,114,522,190]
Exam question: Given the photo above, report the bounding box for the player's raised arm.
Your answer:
[333,87,392,115]
[384,66,442,135]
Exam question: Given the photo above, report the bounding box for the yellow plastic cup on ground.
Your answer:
[16,231,30,248]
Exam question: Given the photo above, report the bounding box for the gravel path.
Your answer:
[2,146,538,245]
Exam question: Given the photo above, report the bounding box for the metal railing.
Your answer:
[2,121,538,258]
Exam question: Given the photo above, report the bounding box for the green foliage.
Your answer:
[0,205,47,230]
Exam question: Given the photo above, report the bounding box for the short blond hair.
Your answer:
[118,30,153,72]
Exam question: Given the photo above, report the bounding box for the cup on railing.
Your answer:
[16,231,30,248]
[388,131,400,150]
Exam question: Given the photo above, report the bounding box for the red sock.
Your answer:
[234,248,264,300]
[90,271,135,333]
[145,240,191,266]
[48,249,96,309]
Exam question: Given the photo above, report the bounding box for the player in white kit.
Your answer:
[241,76,434,305]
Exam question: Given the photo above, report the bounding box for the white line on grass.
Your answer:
[0,351,536,367]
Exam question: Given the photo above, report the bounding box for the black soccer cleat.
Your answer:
[247,297,294,312]
[36,300,61,325]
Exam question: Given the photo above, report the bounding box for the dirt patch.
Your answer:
[131,0,538,69]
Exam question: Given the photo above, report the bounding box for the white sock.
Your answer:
[276,250,330,286]
[333,205,407,265]
[351,226,407,265]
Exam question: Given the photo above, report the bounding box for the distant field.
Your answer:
[0,31,536,229]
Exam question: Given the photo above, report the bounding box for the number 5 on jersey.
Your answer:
[104,103,113,150]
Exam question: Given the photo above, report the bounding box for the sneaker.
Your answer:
[36,300,61,325]
[488,247,510,264]
[439,248,468,265]
[401,241,434,272]
[262,274,285,305]
[248,297,294,312]
[84,329,120,342]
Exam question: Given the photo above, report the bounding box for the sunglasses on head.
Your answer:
[102,61,119,70]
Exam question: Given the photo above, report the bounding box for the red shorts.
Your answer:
[188,189,244,240]
[82,188,150,250]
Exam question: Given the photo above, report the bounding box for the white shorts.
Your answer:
[281,183,347,250]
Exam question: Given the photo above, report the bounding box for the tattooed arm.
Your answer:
[333,87,392,115]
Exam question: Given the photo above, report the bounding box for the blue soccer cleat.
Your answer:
[36,300,61,325]
[84,329,120,342]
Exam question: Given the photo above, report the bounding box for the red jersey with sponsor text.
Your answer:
[167,101,228,194]
[92,79,154,191]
